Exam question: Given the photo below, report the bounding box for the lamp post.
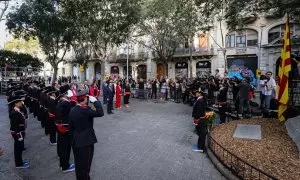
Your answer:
[127,41,129,81]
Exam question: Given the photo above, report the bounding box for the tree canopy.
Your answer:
[6,0,74,84]
[196,0,300,31]
[136,0,205,64]
[0,49,43,68]
[4,37,41,56]
[60,0,142,66]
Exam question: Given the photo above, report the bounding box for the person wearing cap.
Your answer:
[9,95,29,168]
[192,88,208,153]
[56,89,76,173]
[69,89,104,180]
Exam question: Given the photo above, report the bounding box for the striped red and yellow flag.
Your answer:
[277,14,292,122]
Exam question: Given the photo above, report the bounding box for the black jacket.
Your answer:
[192,97,207,119]
[69,101,104,148]
[10,108,26,134]
[56,99,76,124]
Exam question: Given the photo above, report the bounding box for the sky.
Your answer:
[0,0,22,49]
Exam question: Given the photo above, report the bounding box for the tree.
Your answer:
[195,0,230,72]
[6,0,73,85]
[60,0,142,78]
[136,0,205,78]
[0,0,9,22]
[4,37,40,56]
[197,0,300,32]
[0,49,43,68]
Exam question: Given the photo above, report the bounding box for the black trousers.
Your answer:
[219,104,227,124]
[33,100,39,118]
[107,99,113,113]
[58,133,71,170]
[196,125,207,150]
[124,94,130,104]
[44,110,49,135]
[73,145,94,180]
[151,89,157,99]
[12,135,24,167]
[49,117,57,143]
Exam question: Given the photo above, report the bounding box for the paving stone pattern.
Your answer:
[0,97,225,180]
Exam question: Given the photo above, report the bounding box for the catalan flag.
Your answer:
[277,14,292,122]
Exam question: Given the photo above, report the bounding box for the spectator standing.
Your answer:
[151,79,157,99]
[263,72,276,111]
[89,81,100,100]
[235,79,251,117]
[115,81,122,109]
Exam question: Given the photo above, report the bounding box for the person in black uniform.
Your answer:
[124,81,131,108]
[8,94,29,168]
[217,83,228,124]
[56,88,76,173]
[47,90,58,145]
[69,89,104,180]
[192,88,208,153]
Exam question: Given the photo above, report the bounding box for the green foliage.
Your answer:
[137,0,205,62]
[0,49,43,68]
[4,37,41,56]
[196,0,300,31]
[6,0,73,67]
[60,0,142,63]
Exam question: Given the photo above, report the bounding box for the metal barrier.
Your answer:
[208,135,278,180]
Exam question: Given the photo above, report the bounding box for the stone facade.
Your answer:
[66,15,300,82]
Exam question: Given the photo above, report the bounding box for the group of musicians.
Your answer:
[6,79,104,180]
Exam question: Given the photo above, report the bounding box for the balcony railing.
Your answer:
[173,47,214,56]
[109,51,149,62]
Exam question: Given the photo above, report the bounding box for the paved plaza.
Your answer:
[0,97,224,180]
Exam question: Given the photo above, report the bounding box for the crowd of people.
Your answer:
[5,77,118,179]
[2,68,282,178]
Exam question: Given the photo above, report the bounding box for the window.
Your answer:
[268,24,300,44]
[247,29,258,46]
[226,34,235,48]
[236,35,246,47]
[226,29,258,48]
[62,68,65,75]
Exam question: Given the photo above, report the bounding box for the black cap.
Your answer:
[76,89,89,97]
[8,95,25,105]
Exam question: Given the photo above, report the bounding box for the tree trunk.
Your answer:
[189,48,193,78]
[51,65,58,86]
[223,50,227,72]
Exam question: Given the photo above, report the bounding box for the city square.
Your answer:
[1,0,300,180]
[0,97,224,180]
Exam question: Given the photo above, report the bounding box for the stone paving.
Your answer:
[0,97,225,180]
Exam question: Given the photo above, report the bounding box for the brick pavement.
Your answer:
[0,97,225,180]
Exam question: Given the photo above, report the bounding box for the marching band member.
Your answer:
[9,94,29,168]
[69,89,104,180]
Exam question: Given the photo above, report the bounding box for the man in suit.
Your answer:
[69,89,104,180]
[106,80,114,114]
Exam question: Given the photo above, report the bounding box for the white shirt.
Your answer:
[260,79,267,94]
[264,78,276,96]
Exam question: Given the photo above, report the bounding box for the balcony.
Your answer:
[173,47,214,57]
[109,51,149,63]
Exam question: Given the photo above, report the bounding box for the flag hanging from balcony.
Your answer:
[277,14,292,122]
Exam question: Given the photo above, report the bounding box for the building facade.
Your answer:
[69,15,300,83]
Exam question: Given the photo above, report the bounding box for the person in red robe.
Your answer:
[89,82,100,100]
[115,81,122,109]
